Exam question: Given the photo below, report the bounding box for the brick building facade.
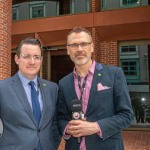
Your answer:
[0,0,12,80]
[0,0,150,149]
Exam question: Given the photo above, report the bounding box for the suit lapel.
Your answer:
[86,63,103,115]
[37,78,47,127]
[11,74,37,126]
[69,73,78,99]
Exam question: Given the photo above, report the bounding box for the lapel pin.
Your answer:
[43,83,46,87]
[98,73,101,77]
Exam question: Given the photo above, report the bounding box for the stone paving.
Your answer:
[58,130,150,150]
[123,130,150,150]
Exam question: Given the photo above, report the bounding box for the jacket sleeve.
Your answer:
[97,67,133,141]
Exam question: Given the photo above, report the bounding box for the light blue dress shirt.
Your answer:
[18,71,43,112]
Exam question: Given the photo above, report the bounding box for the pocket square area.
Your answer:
[97,83,111,91]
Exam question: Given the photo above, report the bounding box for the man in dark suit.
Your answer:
[57,27,133,150]
[0,38,60,150]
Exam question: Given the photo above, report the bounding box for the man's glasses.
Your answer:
[19,54,42,62]
[67,42,91,50]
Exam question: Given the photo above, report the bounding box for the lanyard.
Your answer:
[77,75,88,101]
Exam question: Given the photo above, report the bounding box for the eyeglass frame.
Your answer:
[19,54,43,62]
[67,42,92,50]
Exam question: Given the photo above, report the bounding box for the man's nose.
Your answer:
[77,44,83,51]
[30,57,35,63]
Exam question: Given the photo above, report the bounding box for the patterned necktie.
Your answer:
[29,81,41,125]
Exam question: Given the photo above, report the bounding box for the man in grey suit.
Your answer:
[57,27,133,150]
[0,38,60,150]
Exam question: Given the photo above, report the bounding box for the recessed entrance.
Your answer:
[51,55,74,83]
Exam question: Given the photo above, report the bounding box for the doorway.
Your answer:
[51,55,74,83]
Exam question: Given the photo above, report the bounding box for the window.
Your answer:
[101,0,107,10]
[120,43,150,126]
[120,59,140,82]
[70,0,90,14]
[120,45,140,83]
[30,3,45,19]
[120,0,141,7]
[12,5,19,20]
[120,45,138,56]
[121,45,136,53]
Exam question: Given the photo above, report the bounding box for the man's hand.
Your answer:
[66,120,100,138]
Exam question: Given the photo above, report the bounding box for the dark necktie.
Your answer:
[29,81,41,125]
[29,81,42,150]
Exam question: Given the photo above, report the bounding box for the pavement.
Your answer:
[123,130,150,150]
[58,130,150,150]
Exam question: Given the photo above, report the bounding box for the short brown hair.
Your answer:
[16,37,42,56]
[67,26,92,43]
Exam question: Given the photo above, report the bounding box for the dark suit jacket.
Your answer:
[0,73,61,150]
[57,63,133,150]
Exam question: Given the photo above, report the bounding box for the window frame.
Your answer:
[101,0,107,11]
[12,4,19,21]
[70,0,90,14]
[120,45,140,83]
[29,2,46,19]
[120,59,140,83]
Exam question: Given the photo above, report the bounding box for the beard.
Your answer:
[71,54,91,66]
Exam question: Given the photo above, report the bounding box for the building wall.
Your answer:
[0,0,12,79]
[11,0,150,81]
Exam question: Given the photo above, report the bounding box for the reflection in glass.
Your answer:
[120,44,150,125]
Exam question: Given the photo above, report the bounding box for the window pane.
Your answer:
[122,0,140,7]
[121,46,136,53]
[32,6,44,18]
[12,8,18,20]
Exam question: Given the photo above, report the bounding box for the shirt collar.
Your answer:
[73,60,96,77]
[18,71,38,87]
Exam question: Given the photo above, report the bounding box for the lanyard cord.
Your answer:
[77,75,88,101]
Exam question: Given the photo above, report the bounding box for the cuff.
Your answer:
[63,124,71,140]
[96,122,102,138]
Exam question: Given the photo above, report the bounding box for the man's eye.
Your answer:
[71,44,78,47]
[24,55,30,59]
[81,43,86,46]
[34,56,40,60]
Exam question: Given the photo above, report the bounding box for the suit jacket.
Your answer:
[57,63,133,150]
[0,73,61,150]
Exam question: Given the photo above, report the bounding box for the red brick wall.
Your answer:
[42,49,48,80]
[92,27,101,62]
[0,0,12,79]
[99,41,118,66]
[91,0,101,12]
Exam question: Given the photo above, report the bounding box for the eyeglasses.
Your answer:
[67,42,91,50]
[19,54,42,62]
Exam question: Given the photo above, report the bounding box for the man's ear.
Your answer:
[91,43,94,53]
[14,55,19,65]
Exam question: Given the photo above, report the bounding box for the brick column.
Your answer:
[91,0,101,12]
[92,27,101,62]
[0,0,12,79]
[100,41,118,66]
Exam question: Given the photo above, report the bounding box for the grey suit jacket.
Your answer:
[57,63,133,150]
[0,73,61,150]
